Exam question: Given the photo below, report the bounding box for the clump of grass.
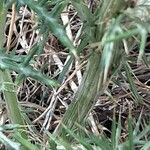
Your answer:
[55,0,150,137]
[0,0,150,149]
[48,112,150,150]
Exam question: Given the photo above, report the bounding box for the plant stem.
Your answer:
[55,50,102,137]
[0,1,27,139]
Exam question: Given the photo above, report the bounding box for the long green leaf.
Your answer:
[0,132,20,150]
[123,61,143,104]
[0,54,59,87]
[14,133,40,150]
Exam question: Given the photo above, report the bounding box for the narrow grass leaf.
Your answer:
[14,133,40,150]
[0,54,59,87]
[48,134,58,150]
[105,28,139,43]
[90,135,111,150]
[128,111,134,150]
[142,53,150,68]
[115,112,121,150]
[111,113,117,149]
[47,132,73,150]
[133,110,142,137]
[58,138,73,150]
[58,35,89,83]
[0,124,22,131]
[136,124,150,141]
[39,0,48,6]
[50,1,68,17]
[141,141,150,150]
[58,55,74,84]
[123,61,142,104]
[71,0,93,24]
[62,124,94,150]
[137,25,147,64]
[0,131,20,150]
